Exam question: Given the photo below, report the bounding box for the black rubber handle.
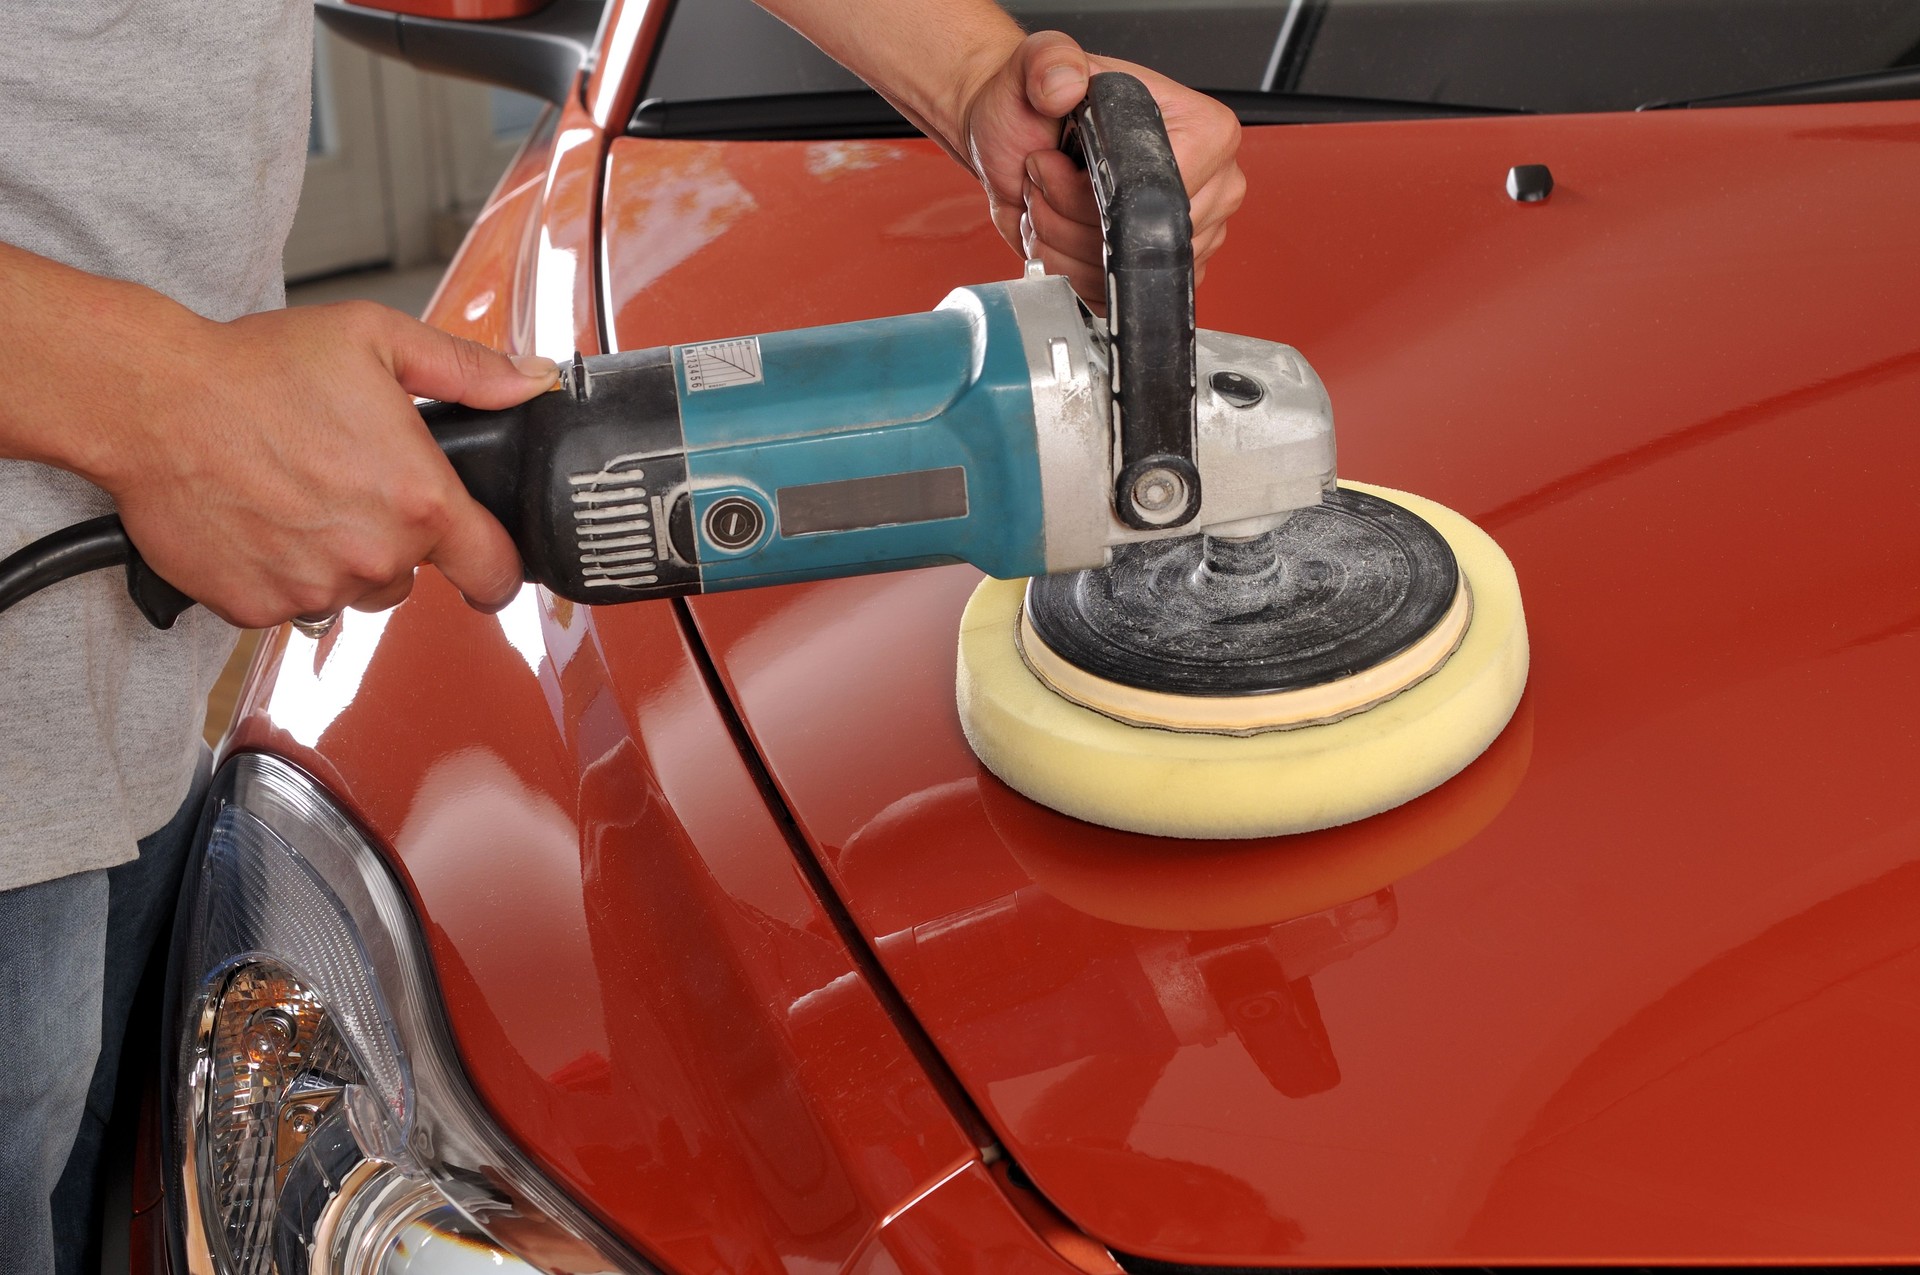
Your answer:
[0,398,537,632]
[1063,72,1200,530]
[123,533,196,629]
[419,396,531,532]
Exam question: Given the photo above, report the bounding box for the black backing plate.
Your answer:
[1024,488,1459,697]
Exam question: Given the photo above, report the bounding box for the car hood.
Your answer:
[610,103,1920,1267]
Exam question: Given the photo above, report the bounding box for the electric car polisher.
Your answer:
[0,75,1527,838]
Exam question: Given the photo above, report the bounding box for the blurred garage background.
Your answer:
[286,18,545,308]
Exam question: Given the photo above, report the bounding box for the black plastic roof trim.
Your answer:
[625,85,1530,144]
[628,90,917,141]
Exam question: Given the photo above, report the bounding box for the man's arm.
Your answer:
[0,241,551,627]
[2,4,1238,632]
[751,1,1246,303]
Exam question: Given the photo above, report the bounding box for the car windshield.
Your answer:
[641,0,1920,122]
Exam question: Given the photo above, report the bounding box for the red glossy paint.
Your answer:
[192,20,1920,1272]
[418,110,556,351]
[533,96,612,359]
[227,586,1093,1271]
[600,136,1015,349]
[413,67,615,361]
[210,61,1086,1266]
[585,0,669,133]
[588,103,1920,1265]
[129,1074,169,1274]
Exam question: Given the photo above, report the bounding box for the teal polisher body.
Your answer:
[0,75,1333,626]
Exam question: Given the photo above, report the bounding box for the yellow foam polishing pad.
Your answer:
[955,483,1529,839]
[981,695,1533,930]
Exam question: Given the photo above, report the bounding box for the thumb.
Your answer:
[380,312,559,408]
[1021,30,1092,119]
[964,29,1091,216]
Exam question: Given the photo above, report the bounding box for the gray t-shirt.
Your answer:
[0,1,310,890]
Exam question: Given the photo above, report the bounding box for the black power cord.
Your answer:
[0,514,194,628]
[0,515,130,612]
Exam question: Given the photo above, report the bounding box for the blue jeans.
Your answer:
[0,751,208,1275]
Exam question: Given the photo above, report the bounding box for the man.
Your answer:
[0,2,1242,1268]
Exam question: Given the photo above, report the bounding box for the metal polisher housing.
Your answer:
[991,269,1338,577]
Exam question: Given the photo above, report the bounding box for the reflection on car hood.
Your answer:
[609,104,1920,1267]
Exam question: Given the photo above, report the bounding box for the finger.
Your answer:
[372,308,559,408]
[1164,120,1241,203]
[1026,148,1100,229]
[990,201,1026,259]
[1187,165,1248,240]
[1188,203,1234,276]
[1030,243,1106,311]
[1031,155,1232,281]
[1024,187,1104,268]
[1080,55,1242,212]
[425,493,524,612]
[1150,83,1242,195]
[1020,205,1104,281]
[1020,31,1092,119]
[1191,223,1227,275]
[1018,202,1106,306]
[347,569,418,614]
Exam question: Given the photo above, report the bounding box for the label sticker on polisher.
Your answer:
[683,338,763,391]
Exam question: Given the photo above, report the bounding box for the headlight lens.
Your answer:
[169,754,644,1275]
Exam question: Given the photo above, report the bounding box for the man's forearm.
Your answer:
[0,240,207,489]
[0,237,553,626]
[751,0,1026,159]
[748,3,1245,304]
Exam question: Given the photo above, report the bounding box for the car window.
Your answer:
[641,0,1920,118]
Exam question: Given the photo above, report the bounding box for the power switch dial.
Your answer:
[704,497,765,552]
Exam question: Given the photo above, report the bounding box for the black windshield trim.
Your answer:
[630,61,1920,145]
[1641,63,1920,110]
[1207,88,1529,124]
[626,86,1526,142]
[629,91,917,140]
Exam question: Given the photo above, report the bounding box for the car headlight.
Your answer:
[167,753,648,1275]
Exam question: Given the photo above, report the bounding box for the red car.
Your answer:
[141,1,1920,1271]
